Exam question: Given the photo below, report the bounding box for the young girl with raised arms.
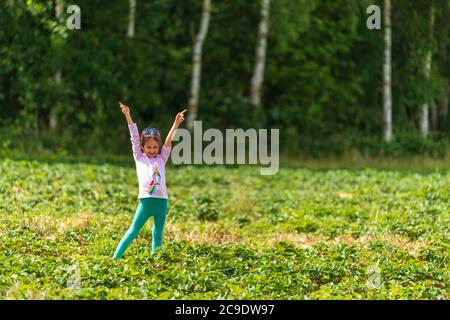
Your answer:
[113,102,186,259]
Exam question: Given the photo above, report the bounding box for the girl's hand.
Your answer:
[119,101,130,115]
[165,109,187,147]
[175,109,187,125]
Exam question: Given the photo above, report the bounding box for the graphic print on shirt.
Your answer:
[148,165,163,197]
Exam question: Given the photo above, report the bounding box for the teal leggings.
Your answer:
[113,197,168,259]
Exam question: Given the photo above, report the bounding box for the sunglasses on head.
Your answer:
[143,128,159,135]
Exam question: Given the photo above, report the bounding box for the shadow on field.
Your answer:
[280,157,450,175]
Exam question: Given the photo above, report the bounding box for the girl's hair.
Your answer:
[140,127,162,151]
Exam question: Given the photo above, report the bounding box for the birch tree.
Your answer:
[420,5,435,138]
[249,0,270,110]
[437,1,449,130]
[383,0,392,142]
[127,0,136,38]
[187,0,211,130]
[50,0,64,131]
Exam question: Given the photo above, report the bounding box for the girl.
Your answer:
[113,102,186,259]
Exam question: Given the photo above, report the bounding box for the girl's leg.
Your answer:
[150,198,168,254]
[113,200,151,259]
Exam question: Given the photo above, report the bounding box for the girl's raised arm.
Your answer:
[119,102,143,161]
[164,109,186,147]
[119,101,134,125]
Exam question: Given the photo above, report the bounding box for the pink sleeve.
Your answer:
[160,145,171,163]
[128,123,144,161]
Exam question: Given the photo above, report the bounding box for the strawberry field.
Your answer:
[0,159,449,299]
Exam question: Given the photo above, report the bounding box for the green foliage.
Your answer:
[281,129,450,158]
[1,0,449,157]
[194,192,220,221]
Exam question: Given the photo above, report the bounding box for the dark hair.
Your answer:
[140,128,162,152]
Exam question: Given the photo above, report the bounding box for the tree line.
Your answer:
[0,0,449,157]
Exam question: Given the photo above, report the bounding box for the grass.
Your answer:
[0,158,449,299]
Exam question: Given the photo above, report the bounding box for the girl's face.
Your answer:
[143,139,159,158]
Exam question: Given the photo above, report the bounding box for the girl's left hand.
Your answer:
[175,109,187,124]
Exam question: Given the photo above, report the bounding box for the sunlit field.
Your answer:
[1,159,448,299]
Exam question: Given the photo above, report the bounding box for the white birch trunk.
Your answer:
[187,0,211,130]
[420,5,435,138]
[50,0,64,130]
[250,0,270,108]
[127,0,136,38]
[438,42,448,125]
[383,0,393,142]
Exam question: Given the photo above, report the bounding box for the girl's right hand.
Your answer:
[119,101,130,114]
